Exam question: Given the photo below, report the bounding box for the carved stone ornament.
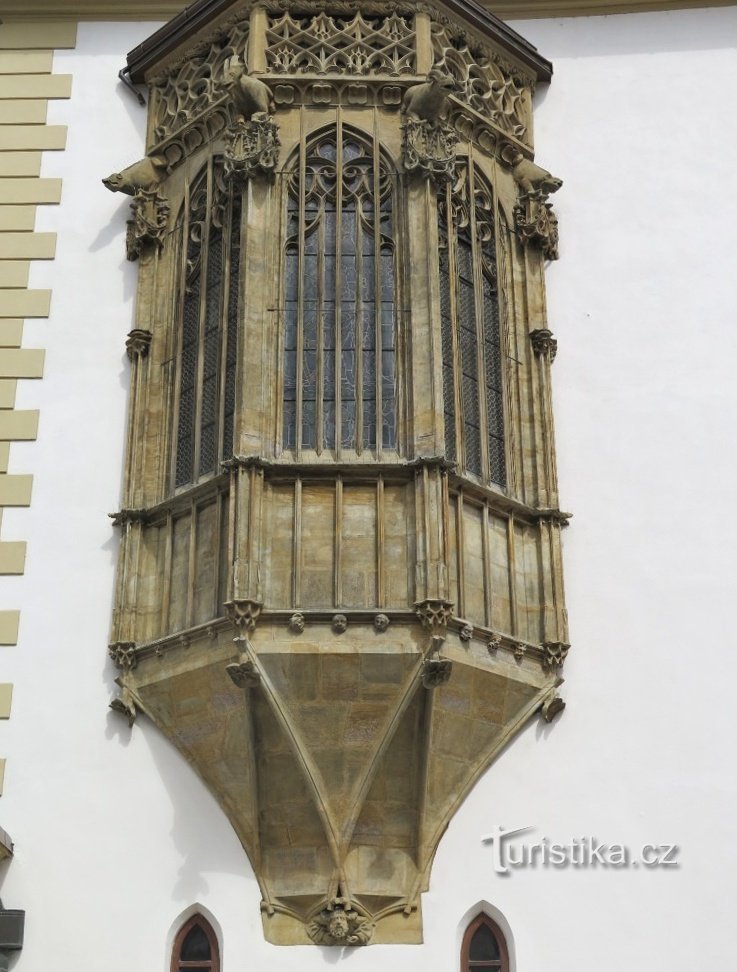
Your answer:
[514,191,559,261]
[373,613,390,632]
[226,655,262,688]
[307,901,374,946]
[226,599,263,633]
[108,642,138,671]
[459,622,474,642]
[332,613,348,633]
[109,508,147,528]
[541,693,566,723]
[223,55,275,121]
[125,189,170,262]
[125,328,152,361]
[422,656,453,688]
[224,116,281,183]
[415,598,454,631]
[402,117,458,185]
[530,328,558,362]
[514,642,527,661]
[288,612,305,633]
[542,641,570,671]
[110,683,138,727]
[487,633,502,654]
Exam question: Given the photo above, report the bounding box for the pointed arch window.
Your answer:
[462,914,509,972]
[174,157,242,489]
[439,162,506,487]
[171,914,220,972]
[282,127,398,456]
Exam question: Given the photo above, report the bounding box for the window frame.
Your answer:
[170,913,220,972]
[461,913,510,972]
[279,122,402,462]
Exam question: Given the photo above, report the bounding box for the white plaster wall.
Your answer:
[2,8,737,970]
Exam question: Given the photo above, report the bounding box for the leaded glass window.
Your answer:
[283,127,397,455]
[439,162,506,487]
[174,157,242,488]
[461,914,508,972]
[171,915,220,972]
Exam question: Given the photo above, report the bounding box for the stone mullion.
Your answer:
[413,462,451,605]
[537,517,556,643]
[531,326,559,509]
[521,248,550,508]
[232,462,265,604]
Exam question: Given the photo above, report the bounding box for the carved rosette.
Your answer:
[542,641,570,671]
[307,903,374,946]
[402,118,457,185]
[514,190,559,261]
[224,117,280,183]
[125,328,153,361]
[126,188,169,262]
[108,642,138,671]
[530,328,558,362]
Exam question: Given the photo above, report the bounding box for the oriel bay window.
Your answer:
[282,126,398,457]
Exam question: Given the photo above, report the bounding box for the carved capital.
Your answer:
[402,117,457,185]
[110,684,137,727]
[125,328,152,361]
[415,598,454,631]
[224,116,280,183]
[530,328,557,361]
[108,642,138,671]
[542,641,570,671]
[126,188,169,262]
[226,599,263,633]
[514,191,559,261]
[307,903,374,946]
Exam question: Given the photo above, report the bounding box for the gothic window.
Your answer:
[439,162,506,487]
[174,157,242,488]
[171,914,220,972]
[462,914,509,972]
[282,127,397,455]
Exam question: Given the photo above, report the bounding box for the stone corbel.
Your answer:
[110,683,138,727]
[415,598,454,631]
[225,599,263,687]
[125,328,153,361]
[421,632,453,688]
[224,116,281,183]
[226,598,263,633]
[307,899,374,947]
[108,641,138,671]
[540,689,566,723]
[530,328,557,362]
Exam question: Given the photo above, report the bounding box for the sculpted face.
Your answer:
[328,912,350,941]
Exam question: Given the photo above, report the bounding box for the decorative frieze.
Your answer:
[223,117,280,183]
[265,11,415,76]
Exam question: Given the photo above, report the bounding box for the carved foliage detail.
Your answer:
[126,189,170,262]
[265,11,415,76]
[402,117,457,185]
[307,902,374,946]
[514,192,560,261]
[430,22,529,139]
[224,117,281,183]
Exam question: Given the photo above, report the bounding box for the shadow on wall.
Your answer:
[509,6,737,59]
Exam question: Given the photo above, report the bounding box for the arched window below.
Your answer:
[461,913,509,972]
[171,914,220,972]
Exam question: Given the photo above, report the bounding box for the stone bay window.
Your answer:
[107,0,569,947]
